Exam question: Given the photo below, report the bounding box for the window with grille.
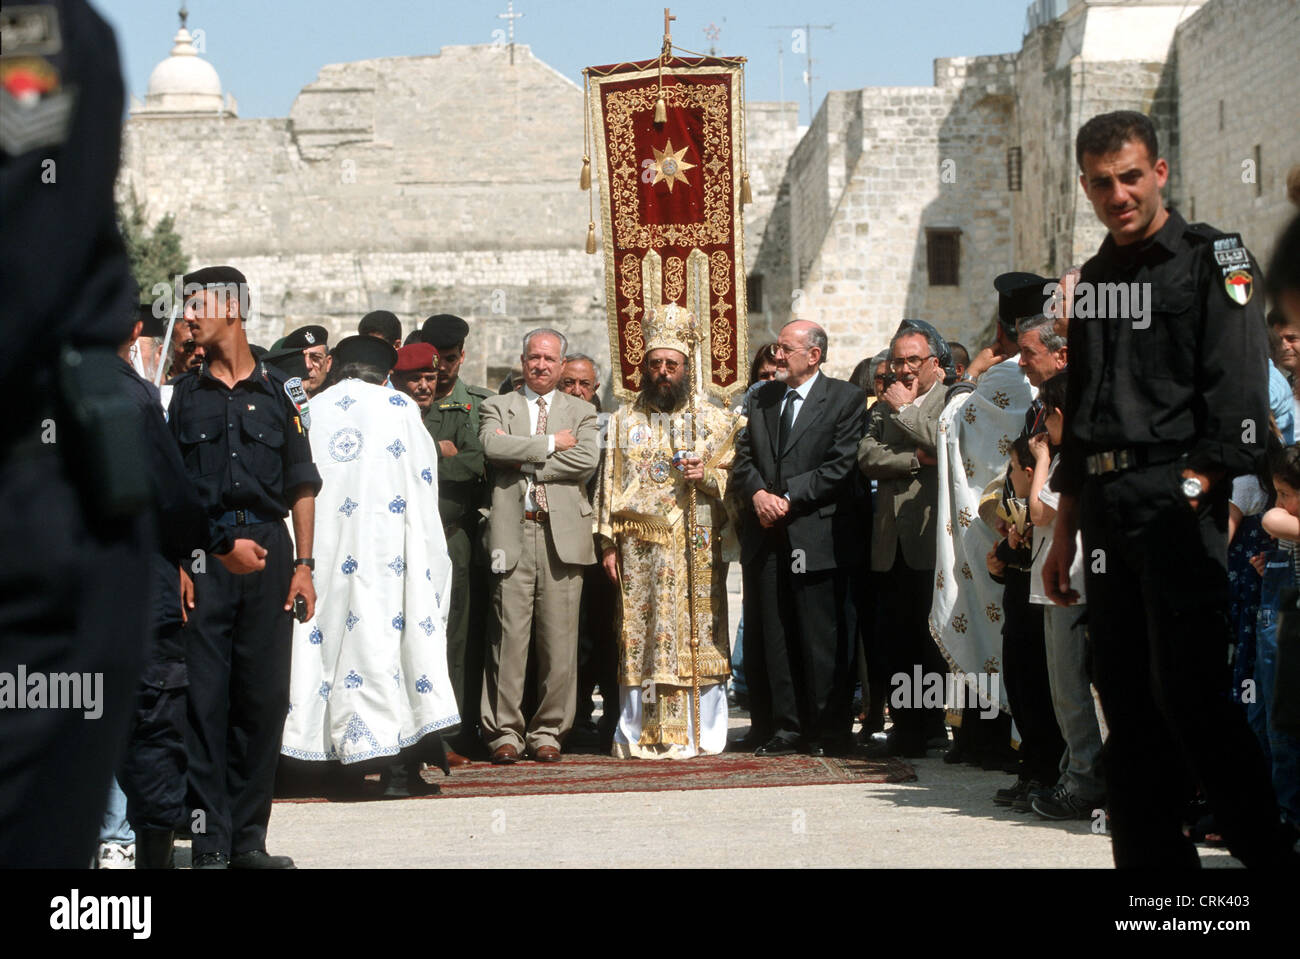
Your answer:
[746,273,763,313]
[926,229,961,286]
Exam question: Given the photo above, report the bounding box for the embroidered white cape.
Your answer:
[929,358,1034,714]
[281,379,459,764]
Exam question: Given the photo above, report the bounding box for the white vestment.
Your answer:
[929,358,1034,714]
[280,379,459,764]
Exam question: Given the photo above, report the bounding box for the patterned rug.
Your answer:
[275,752,916,803]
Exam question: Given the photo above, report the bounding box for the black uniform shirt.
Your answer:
[167,358,322,519]
[1056,209,1269,496]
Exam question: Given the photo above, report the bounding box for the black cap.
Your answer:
[421,313,469,349]
[331,334,398,372]
[263,346,310,379]
[183,265,247,289]
[282,325,329,350]
[137,302,167,338]
[403,329,425,346]
[994,272,1053,335]
[359,310,402,342]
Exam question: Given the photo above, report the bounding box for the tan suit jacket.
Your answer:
[479,389,600,569]
[858,380,946,572]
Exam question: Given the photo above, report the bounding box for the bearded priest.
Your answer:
[595,307,741,758]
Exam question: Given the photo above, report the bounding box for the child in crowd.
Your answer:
[1026,373,1105,821]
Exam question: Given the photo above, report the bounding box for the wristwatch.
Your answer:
[1181,476,1203,500]
[294,557,315,570]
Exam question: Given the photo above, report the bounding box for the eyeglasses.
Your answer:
[180,340,197,354]
[887,354,935,372]
[772,343,808,357]
[648,358,680,371]
[303,350,329,367]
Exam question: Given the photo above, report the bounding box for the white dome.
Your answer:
[139,28,228,114]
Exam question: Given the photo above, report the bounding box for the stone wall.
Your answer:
[1176,0,1300,271]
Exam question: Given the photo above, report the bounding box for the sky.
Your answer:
[98,0,1038,124]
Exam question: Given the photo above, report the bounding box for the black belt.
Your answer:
[1083,444,1184,477]
[216,508,283,526]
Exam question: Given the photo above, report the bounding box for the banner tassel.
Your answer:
[580,155,591,191]
[740,171,753,205]
[585,221,597,254]
[654,95,667,125]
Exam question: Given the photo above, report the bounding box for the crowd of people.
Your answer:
[6,31,1299,873]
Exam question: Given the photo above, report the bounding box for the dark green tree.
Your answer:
[117,187,189,303]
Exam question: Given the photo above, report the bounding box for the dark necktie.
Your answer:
[778,389,799,452]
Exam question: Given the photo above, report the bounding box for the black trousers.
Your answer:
[184,520,293,858]
[118,649,188,834]
[878,548,946,750]
[1082,465,1290,867]
[743,534,857,746]
[0,446,147,867]
[1000,567,1065,785]
[576,562,619,739]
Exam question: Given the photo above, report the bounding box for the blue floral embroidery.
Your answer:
[415,674,433,694]
[393,671,401,688]
[344,670,363,689]
[421,467,433,485]
[341,555,358,575]
[318,682,331,701]
[343,713,379,748]
[339,497,359,517]
[388,556,406,576]
[388,495,406,514]
[308,626,323,645]
[345,610,359,631]
[335,395,356,411]
[328,427,363,462]
[434,592,441,609]
[419,616,434,636]
[386,438,406,459]
[389,394,408,407]
[425,568,431,582]
[391,612,405,631]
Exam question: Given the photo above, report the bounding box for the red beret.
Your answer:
[393,342,439,373]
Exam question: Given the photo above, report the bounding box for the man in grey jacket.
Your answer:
[859,320,952,757]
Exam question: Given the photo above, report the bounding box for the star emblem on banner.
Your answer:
[650,139,696,192]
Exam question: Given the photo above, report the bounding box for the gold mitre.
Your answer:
[643,303,696,358]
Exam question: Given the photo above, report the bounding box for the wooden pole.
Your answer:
[682,326,702,753]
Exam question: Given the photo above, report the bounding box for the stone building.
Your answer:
[118,0,1300,385]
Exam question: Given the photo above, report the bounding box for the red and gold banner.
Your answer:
[586,56,748,403]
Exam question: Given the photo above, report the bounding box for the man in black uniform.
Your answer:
[1044,111,1292,867]
[116,302,267,868]
[281,324,331,396]
[0,0,151,867]
[170,265,321,869]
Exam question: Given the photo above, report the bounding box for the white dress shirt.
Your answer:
[780,369,820,428]
[521,385,557,510]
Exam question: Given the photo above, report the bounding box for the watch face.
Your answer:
[1181,477,1202,499]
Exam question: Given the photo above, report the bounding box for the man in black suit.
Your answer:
[732,321,869,756]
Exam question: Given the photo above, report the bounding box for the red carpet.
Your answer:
[275,752,916,803]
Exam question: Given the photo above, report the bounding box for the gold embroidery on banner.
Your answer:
[709,250,732,297]
[664,256,684,303]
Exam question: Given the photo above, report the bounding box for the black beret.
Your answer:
[282,325,329,350]
[331,334,397,372]
[183,265,247,289]
[137,302,167,338]
[403,329,425,346]
[358,310,402,342]
[263,345,310,380]
[994,272,1054,334]
[421,313,470,349]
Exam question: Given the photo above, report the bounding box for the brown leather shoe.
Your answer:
[446,749,472,767]
[532,745,561,763]
[491,744,520,765]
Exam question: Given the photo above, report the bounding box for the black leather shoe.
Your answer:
[861,736,926,759]
[192,852,229,870]
[728,730,769,752]
[754,737,798,757]
[804,741,826,757]
[230,850,296,869]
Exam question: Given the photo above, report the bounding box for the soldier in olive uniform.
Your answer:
[419,314,493,761]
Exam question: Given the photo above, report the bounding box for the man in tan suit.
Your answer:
[858,320,953,758]
[479,328,600,763]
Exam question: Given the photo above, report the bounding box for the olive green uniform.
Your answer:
[423,378,491,741]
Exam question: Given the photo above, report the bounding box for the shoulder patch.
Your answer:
[1208,232,1253,306]
[284,376,311,429]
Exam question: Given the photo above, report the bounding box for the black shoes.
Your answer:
[993,777,1035,807]
[192,852,229,870]
[230,850,296,869]
[1032,785,1102,821]
[754,737,799,757]
[860,734,927,759]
